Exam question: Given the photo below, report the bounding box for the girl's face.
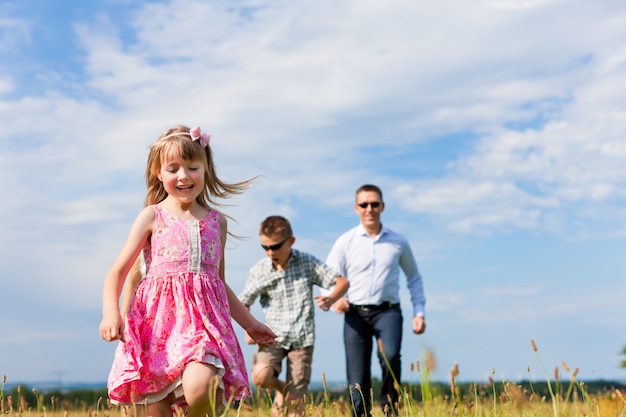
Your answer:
[158,148,205,205]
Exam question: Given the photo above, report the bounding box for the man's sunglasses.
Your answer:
[357,202,382,209]
[261,236,291,251]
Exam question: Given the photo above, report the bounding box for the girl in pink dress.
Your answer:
[99,125,276,417]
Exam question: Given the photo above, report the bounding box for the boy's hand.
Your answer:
[314,295,334,311]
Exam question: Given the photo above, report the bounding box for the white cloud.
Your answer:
[0,13,31,53]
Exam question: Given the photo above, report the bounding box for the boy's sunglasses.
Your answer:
[357,202,382,209]
[261,236,291,251]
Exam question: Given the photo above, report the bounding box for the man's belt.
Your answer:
[349,302,399,312]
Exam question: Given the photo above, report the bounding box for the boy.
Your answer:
[239,215,349,417]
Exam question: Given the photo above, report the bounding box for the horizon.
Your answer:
[5,376,626,393]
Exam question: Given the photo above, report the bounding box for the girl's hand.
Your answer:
[243,331,256,345]
[245,321,277,347]
[99,312,126,342]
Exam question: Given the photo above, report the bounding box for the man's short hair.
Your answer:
[355,184,383,201]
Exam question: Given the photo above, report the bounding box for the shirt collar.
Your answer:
[266,248,299,271]
[356,223,387,238]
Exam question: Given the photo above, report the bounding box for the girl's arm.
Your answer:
[218,214,277,346]
[120,255,144,318]
[225,283,276,345]
[100,207,154,342]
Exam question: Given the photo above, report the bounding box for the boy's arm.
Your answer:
[314,276,349,311]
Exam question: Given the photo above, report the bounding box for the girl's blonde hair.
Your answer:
[145,125,255,208]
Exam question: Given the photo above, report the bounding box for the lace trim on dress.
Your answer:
[187,219,201,273]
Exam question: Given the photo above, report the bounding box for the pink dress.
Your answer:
[107,205,250,404]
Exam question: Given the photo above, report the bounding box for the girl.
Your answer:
[99,125,276,417]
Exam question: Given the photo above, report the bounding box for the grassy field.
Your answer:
[2,382,626,417]
[2,377,626,417]
[3,372,625,417]
[2,341,625,417]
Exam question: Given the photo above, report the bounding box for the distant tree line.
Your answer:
[0,385,108,412]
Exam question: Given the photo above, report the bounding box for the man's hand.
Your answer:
[413,315,426,334]
[331,297,350,314]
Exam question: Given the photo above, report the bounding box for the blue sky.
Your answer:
[1,0,625,387]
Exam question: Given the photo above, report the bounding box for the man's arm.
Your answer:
[400,239,426,333]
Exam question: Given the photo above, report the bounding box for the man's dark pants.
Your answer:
[344,304,403,417]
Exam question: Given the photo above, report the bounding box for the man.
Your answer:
[239,215,349,417]
[326,184,426,417]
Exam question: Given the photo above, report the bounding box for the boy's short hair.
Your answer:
[260,216,293,239]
